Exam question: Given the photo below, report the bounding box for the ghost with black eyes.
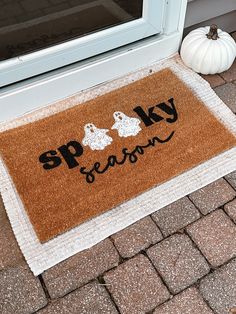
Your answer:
[112,111,142,138]
[82,123,113,150]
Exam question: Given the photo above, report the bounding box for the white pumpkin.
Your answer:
[180,25,236,75]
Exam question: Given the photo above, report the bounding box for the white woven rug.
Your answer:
[1,54,236,275]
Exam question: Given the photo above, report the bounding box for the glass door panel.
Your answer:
[0,0,165,87]
[0,0,143,61]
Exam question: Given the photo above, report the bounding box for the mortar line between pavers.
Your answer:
[182,229,212,271]
[100,250,172,312]
[224,176,236,193]
[218,73,227,83]
[140,250,173,297]
[188,282,218,314]
[97,275,121,314]
[186,195,204,218]
[149,214,166,239]
[108,235,125,264]
[195,257,236,314]
[221,201,236,225]
[38,274,51,300]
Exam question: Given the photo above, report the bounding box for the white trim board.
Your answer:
[0,55,236,275]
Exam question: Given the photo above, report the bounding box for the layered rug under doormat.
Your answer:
[1,55,236,275]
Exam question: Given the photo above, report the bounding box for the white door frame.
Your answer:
[0,0,187,123]
[0,0,165,87]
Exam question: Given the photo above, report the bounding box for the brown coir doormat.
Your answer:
[0,68,236,242]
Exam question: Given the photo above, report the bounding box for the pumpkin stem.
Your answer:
[206,24,219,40]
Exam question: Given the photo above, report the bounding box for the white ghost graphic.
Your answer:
[82,123,113,150]
[112,111,142,137]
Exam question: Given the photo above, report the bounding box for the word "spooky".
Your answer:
[39,98,177,171]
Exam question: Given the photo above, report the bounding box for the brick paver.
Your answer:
[214,82,236,113]
[104,254,170,314]
[151,197,200,236]
[147,234,209,294]
[38,281,118,314]
[187,209,236,267]
[225,170,236,190]
[220,60,236,82]
[189,178,236,214]
[200,259,236,314]
[153,287,213,314]
[111,216,163,258]
[42,239,119,299]
[224,199,236,223]
[0,265,47,314]
[201,73,225,88]
[0,197,24,270]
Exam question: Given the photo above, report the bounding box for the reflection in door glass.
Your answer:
[0,0,143,61]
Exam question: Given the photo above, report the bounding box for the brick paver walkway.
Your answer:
[0,33,236,314]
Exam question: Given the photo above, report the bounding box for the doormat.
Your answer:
[0,55,236,276]
[1,67,236,243]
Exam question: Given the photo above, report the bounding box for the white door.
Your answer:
[0,0,165,87]
[0,0,187,122]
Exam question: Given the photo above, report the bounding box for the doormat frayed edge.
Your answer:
[0,54,236,275]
